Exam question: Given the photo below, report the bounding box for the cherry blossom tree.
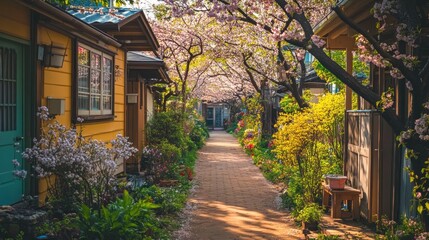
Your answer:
[160,0,429,224]
[153,15,211,111]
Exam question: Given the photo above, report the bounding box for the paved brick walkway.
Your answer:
[184,131,303,240]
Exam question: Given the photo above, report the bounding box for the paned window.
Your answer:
[0,47,17,131]
[77,43,113,117]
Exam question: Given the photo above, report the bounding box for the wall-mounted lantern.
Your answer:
[39,43,67,68]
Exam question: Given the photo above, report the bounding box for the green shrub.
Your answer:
[158,141,182,163]
[141,141,182,182]
[77,190,159,240]
[376,216,425,240]
[226,121,238,133]
[147,111,186,149]
[296,203,323,223]
[281,168,305,212]
[134,185,189,215]
[185,136,197,152]
[35,213,79,239]
[316,234,341,240]
[195,119,209,138]
[190,120,209,149]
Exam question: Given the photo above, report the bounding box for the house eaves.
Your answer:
[127,51,171,84]
[314,0,373,47]
[17,0,121,48]
[68,7,160,53]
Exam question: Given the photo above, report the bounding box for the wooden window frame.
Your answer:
[73,42,115,122]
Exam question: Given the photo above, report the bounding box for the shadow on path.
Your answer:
[181,131,303,240]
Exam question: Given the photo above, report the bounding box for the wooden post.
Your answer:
[346,48,353,110]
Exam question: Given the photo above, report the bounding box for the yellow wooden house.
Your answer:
[0,0,166,205]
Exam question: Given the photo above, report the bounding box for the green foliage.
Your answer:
[226,120,238,133]
[143,110,205,183]
[312,50,369,88]
[279,91,311,114]
[147,111,186,149]
[35,214,79,239]
[77,190,160,240]
[141,141,183,183]
[407,158,429,216]
[153,3,171,20]
[181,147,198,168]
[295,203,323,223]
[315,235,341,240]
[133,185,189,215]
[252,145,288,183]
[281,167,304,211]
[376,216,426,240]
[190,119,210,149]
[0,225,24,240]
[159,141,182,163]
[243,95,263,133]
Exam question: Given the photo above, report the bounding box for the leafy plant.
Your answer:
[35,213,79,239]
[315,234,341,240]
[190,119,209,149]
[146,111,186,149]
[77,190,159,240]
[281,167,305,211]
[133,185,189,215]
[376,216,427,240]
[296,203,323,223]
[0,225,24,240]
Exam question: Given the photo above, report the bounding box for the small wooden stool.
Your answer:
[322,183,360,220]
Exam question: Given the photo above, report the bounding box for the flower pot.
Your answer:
[325,175,347,190]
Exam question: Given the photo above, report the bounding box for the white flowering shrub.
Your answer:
[23,106,137,210]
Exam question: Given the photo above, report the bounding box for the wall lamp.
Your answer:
[38,43,67,68]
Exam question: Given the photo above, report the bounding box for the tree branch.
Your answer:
[332,5,420,87]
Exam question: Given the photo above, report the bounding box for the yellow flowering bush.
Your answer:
[273,92,345,205]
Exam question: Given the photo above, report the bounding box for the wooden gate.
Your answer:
[344,110,395,222]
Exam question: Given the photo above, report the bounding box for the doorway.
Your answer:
[0,38,25,205]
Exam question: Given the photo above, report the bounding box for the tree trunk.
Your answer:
[261,79,273,137]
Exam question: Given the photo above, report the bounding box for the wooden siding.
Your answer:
[0,1,128,205]
[38,25,126,140]
[0,1,30,41]
[38,27,126,202]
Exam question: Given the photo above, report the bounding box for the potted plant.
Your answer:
[296,203,323,231]
[324,174,348,190]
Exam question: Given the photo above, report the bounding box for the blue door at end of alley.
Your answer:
[0,38,24,205]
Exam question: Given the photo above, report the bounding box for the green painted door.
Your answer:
[206,107,214,129]
[0,38,24,205]
[215,107,222,128]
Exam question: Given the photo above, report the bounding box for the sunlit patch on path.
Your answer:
[178,131,302,240]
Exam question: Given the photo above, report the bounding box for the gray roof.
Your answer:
[67,7,140,24]
[127,52,164,63]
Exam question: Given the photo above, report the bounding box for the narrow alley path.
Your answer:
[180,131,303,240]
